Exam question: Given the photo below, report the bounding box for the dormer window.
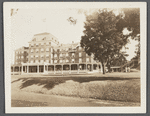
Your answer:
[42,37,46,40]
[33,38,36,41]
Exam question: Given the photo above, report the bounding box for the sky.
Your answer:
[11,8,139,64]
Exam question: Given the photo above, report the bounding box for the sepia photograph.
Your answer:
[4,2,146,113]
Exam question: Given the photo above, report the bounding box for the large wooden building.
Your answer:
[11,32,102,75]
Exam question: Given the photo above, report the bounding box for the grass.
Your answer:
[11,76,140,103]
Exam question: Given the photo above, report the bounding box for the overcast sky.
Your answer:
[11,8,138,64]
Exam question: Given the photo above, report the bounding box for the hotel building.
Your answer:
[11,32,102,75]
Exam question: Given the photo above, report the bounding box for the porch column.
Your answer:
[13,66,14,75]
[18,66,20,75]
[22,65,23,74]
[44,64,45,73]
[54,65,55,74]
[25,66,26,73]
[62,65,63,74]
[91,64,93,71]
[100,63,103,73]
[27,65,29,73]
[37,65,39,73]
[77,64,79,74]
[69,64,71,74]
[47,65,48,72]
[86,64,87,72]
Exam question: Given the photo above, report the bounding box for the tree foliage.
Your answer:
[117,8,140,37]
[81,9,129,74]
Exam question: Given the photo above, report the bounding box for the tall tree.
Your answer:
[116,8,140,59]
[81,9,128,74]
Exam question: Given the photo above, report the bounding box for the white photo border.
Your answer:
[4,2,147,113]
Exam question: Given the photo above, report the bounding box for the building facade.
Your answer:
[11,32,102,75]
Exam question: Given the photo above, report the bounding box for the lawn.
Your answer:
[11,75,140,103]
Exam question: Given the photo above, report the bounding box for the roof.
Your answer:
[53,42,79,49]
[34,32,50,36]
[15,46,29,51]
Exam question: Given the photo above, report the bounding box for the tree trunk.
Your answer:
[102,63,105,74]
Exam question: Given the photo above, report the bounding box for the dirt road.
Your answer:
[11,90,140,107]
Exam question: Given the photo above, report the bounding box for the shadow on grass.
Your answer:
[12,76,139,90]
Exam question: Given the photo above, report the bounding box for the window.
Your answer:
[46,60,49,63]
[46,42,49,46]
[21,56,24,58]
[31,60,33,63]
[41,43,44,46]
[41,55,44,58]
[91,58,93,63]
[86,54,89,57]
[16,51,18,54]
[79,58,82,63]
[41,48,44,52]
[16,56,18,59]
[46,48,49,52]
[72,59,75,62]
[60,60,62,63]
[54,54,57,58]
[31,43,34,47]
[42,37,46,40]
[35,60,38,63]
[51,60,53,64]
[72,53,75,57]
[59,49,61,52]
[79,47,82,50]
[86,58,89,62]
[79,53,82,57]
[66,59,69,63]
[31,49,34,53]
[60,53,62,57]
[46,54,49,57]
[66,48,68,51]
[51,48,53,52]
[22,51,24,53]
[54,60,57,63]
[36,43,39,46]
[36,49,39,53]
[31,55,34,58]
[51,54,53,58]
[40,60,44,63]
[36,55,38,58]
[66,53,68,57]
